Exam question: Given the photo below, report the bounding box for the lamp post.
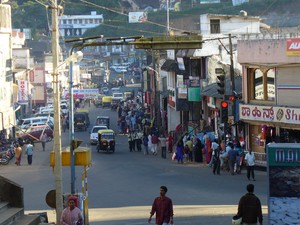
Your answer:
[68,50,83,194]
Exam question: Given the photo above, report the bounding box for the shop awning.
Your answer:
[201,76,242,98]
[161,59,178,72]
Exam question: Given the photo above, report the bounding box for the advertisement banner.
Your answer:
[239,103,300,125]
[267,143,300,225]
[63,89,99,99]
[286,38,300,56]
[128,12,147,23]
[17,80,28,103]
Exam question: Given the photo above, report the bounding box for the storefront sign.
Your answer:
[188,87,201,102]
[267,143,300,224]
[63,89,99,99]
[177,88,187,99]
[189,77,200,87]
[240,104,300,125]
[17,80,28,103]
[286,38,300,56]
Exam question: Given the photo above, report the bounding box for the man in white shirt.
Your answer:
[245,149,256,181]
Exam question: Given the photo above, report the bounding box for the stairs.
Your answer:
[0,202,40,225]
[0,176,50,225]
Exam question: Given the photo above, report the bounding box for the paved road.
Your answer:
[1,102,269,225]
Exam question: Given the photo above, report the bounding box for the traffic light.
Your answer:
[217,75,225,95]
[220,101,228,123]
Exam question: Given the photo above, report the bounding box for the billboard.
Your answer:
[267,143,300,225]
[128,12,147,23]
[286,38,300,56]
[200,0,220,3]
[232,0,249,6]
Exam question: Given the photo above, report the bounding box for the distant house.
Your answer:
[120,0,160,12]
[58,11,104,37]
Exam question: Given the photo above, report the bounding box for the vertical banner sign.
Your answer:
[267,143,300,225]
[18,80,28,103]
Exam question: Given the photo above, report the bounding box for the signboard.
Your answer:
[286,38,300,56]
[232,0,249,6]
[200,0,220,3]
[188,87,201,102]
[178,88,187,99]
[189,76,200,87]
[128,12,147,23]
[239,104,300,125]
[17,80,29,103]
[63,89,99,99]
[267,143,300,225]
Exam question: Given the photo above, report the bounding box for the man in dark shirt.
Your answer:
[148,186,174,225]
[227,142,237,175]
[237,184,263,225]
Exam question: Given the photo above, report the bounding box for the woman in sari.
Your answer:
[15,143,22,166]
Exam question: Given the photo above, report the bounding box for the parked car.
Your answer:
[89,125,108,145]
[18,125,53,143]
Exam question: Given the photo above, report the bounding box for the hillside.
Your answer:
[9,0,300,39]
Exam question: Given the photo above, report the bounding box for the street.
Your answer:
[0,99,268,225]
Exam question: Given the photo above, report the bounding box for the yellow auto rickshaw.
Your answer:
[102,96,112,108]
[97,129,115,153]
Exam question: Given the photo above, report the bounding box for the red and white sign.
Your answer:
[17,80,28,103]
[240,103,300,125]
[286,38,300,56]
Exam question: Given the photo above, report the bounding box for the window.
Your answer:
[210,19,220,34]
[249,68,275,102]
[78,19,82,24]
[89,19,93,23]
[74,19,78,24]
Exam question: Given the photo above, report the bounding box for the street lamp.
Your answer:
[68,51,83,195]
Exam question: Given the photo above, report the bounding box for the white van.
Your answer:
[19,116,54,129]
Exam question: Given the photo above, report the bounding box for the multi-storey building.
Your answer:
[59,11,104,37]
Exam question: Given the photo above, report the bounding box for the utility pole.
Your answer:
[229,33,238,141]
[51,0,63,223]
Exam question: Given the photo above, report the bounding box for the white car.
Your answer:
[89,125,108,145]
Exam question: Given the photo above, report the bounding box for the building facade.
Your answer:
[238,38,300,162]
[59,11,104,37]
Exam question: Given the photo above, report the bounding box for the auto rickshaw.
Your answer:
[95,116,110,128]
[97,129,115,153]
[75,109,90,127]
[102,96,112,108]
[94,94,105,108]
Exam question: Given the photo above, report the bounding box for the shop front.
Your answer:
[239,103,300,159]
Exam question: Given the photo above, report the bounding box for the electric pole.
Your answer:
[51,0,63,222]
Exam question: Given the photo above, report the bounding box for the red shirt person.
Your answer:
[148,186,174,225]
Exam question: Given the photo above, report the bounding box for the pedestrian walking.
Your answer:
[158,134,167,159]
[25,141,34,165]
[167,132,173,153]
[176,140,184,164]
[128,132,134,152]
[148,186,174,225]
[245,149,256,181]
[62,116,68,132]
[135,131,143,152]
[60,195,83,225]
[211,142,221,175]
[14,143,22,166]
[143,133,149,155]
[151,133,159,155]
[41,133,48,151]
[235,183,263,225]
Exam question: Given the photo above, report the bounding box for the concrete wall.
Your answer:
[237,39,300,64]
[277,67,300,107]
[0,175,23,208]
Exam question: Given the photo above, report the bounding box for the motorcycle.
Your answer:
[0,144,16,165]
